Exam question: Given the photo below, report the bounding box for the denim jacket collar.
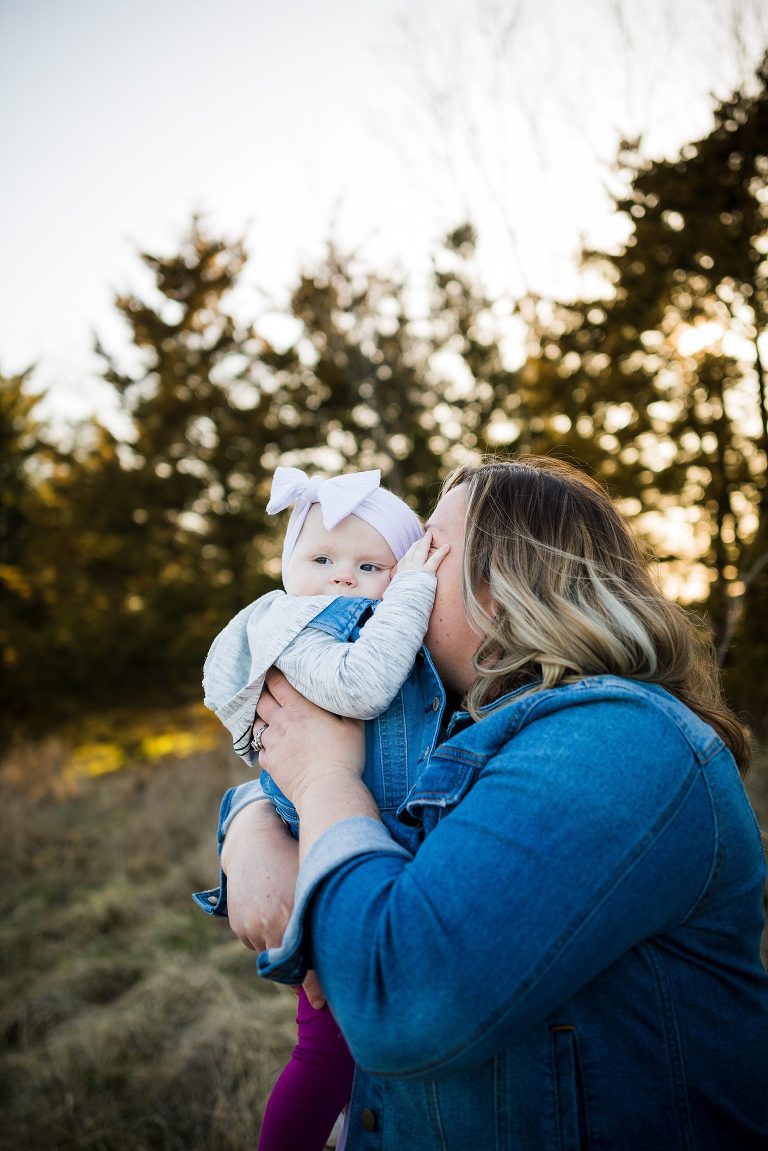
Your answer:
[444,680,541,740]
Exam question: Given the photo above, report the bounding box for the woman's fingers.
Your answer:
[254,685,279,726]
[254,671,299,749]
[302,970,327,1010]
[254,675,366,804]
[256,671,312,756]
[263,667,304,704]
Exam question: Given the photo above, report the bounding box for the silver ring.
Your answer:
[251,725,267,753]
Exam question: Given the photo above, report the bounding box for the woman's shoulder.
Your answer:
[411,676,730,839]
[451,676,725,769]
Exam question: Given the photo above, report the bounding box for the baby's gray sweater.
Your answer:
[203,571,436,767]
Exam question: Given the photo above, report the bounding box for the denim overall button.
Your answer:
[361,1109,377,1132]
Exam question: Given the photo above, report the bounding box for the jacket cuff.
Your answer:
[257,817,411,984]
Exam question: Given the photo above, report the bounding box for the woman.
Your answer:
[223,458,768,1150]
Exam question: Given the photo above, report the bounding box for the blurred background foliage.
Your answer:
[3,59,767,735]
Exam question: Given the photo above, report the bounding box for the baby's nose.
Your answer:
[332,568,355,585]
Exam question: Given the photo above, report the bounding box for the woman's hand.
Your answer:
[255,670,382,862]
[221,799,298,953]
[221,799,328,1008]
[255,670,366,808]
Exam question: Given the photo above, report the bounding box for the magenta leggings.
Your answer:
[257,986,355,1151]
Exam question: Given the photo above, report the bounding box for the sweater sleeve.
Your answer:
[275,571,435,719]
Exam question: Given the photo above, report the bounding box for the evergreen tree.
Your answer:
[425,226,627,473]
[92,217,278,698]
[256,243,447,514]
[0,368,50,716]
[0,366,41,572]
[512,60,768,725]
[426,224,521,462]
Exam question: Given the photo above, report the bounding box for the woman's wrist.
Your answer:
[293,769,381,863]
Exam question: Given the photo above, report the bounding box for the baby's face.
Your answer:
[285,505,397,599]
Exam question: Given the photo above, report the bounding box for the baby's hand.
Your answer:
[394,531,450,577]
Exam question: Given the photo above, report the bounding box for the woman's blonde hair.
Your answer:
[444,456,751,775]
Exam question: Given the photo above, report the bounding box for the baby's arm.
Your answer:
[277,534,448,720]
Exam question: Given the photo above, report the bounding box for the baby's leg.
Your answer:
[258,986,355,1151]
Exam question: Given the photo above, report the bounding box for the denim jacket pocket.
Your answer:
[400,755,478,835]
[550,1024,590,1151]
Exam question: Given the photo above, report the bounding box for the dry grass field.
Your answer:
[0,710,297,1151]
[0,712,765,1150]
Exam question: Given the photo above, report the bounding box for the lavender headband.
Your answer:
[267,466,423,585]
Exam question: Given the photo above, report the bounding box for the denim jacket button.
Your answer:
[207,895,217,905]
[361,1108,377,1132]
[432,696,440,711]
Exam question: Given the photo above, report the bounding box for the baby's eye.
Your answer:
[313,556,331,565]
[360,563,382,573]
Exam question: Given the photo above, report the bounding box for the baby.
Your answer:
[197,466,448,1151]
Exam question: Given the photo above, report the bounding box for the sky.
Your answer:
[1,0,766,433]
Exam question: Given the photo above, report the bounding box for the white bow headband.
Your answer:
[267,466,423,585]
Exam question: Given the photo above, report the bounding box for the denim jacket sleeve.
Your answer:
[257,684,758,1078]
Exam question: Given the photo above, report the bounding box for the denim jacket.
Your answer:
[192,595,445,915]
[258,676,768,1150]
